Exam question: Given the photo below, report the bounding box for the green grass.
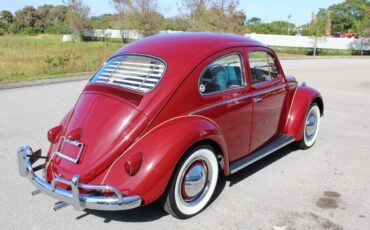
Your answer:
[271,46,354,56]
[0,34,362,84]
[0,34,123,83]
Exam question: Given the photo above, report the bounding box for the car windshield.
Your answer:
[91,55,166,93]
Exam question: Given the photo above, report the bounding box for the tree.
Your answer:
[209,0,246,34]
[47,5,68,24]
[325,11,332,36]
[327,0,369,35]
[299,0,369,55]
[179,0,208,31]
[270,21,295,35]
[307,12,327,56]
[127,0,163,37]
[44,5,69,34]
[246,20,296,35]
[161,17,188,31]
[34,5,54,31]
[14,6,38,32]
[358,5,370,55]
[0,10,14,34]
[0,10,13,24]
[112,0,131,42]
[91,14,117,30]
[246,17,261,25]
[64,0,91,41]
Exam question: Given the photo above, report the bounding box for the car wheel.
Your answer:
[298,103,321,149]
[162,144,219,219]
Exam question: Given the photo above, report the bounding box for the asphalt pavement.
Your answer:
[0,59,369,230]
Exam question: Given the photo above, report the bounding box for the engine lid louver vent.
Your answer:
[91,55,166,93]
[84,84,143,106]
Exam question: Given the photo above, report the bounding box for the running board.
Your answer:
[229,134,295,174]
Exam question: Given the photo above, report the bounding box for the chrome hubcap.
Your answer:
[305,111,317,140]
[181,161,208,203]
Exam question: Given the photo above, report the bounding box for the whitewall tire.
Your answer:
[162,145,219,219]
[299,103,321,149]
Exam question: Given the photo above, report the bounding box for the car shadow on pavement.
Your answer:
[79,144,297,223]
[80,200,168,222]
[81,177,227,223]
[227,144,299,186]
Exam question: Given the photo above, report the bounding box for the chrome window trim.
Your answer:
[247,51,281,85]
[89,53,168,93]
[199,52,247,96]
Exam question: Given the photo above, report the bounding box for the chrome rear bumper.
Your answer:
[17,145,141,211]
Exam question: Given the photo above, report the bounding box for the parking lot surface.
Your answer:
[0,59,369,229]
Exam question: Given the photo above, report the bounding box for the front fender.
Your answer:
[95,115,228,204]
[285,85,324,140]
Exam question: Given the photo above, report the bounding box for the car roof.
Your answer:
[114,32,265,64]
[105,33,267,116]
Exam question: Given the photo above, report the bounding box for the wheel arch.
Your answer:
[99,115,229,205]
[185,138,229,175]
[285,85,324,140]
[312,96,324,117]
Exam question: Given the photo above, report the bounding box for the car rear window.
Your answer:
[91,55,166,92]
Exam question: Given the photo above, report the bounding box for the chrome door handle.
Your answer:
[253,97,263,103]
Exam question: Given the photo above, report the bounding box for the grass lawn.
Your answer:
[0,34,358,84]
[0,34,123,83]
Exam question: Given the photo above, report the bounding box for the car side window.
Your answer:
[199,53,245,95]
[248,51,280,84]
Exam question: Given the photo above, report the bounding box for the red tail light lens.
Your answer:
[124,152,143,176]
[47,125,62,143]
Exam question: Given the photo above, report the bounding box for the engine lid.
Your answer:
[47,89,148,183]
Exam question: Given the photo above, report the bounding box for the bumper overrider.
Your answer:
[17,145,142,211]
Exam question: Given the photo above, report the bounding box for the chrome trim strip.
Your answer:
[229,134,294,174]
[189,94,252,115]
[17,145,142,211]
[253,97,263,103]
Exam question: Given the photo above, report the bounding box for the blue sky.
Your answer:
[1,0,344,25]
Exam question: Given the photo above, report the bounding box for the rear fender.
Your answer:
[97,115,228,204]
[285,85,324,140]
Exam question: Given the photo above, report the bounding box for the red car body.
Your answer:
[18,33,323,217]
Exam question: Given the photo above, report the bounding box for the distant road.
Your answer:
[1,59,369,229]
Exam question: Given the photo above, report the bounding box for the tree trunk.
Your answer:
[313,37,318,56]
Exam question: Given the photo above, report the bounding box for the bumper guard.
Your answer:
[17,145,141,211]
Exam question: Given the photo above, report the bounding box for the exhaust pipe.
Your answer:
[54,201,69,211]
[31,189,41,196]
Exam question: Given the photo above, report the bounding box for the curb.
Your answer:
[0,74,91,90]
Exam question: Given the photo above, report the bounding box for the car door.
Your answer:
[246,47,287,153]
[192,48,253,162]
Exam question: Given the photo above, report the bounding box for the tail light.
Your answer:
[124,152,143,176]
[47,125,62,143]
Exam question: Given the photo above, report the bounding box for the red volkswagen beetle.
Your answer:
[17,33,323,219]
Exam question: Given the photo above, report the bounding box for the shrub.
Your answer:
[20,27,42,36]
[45,23,73,35]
